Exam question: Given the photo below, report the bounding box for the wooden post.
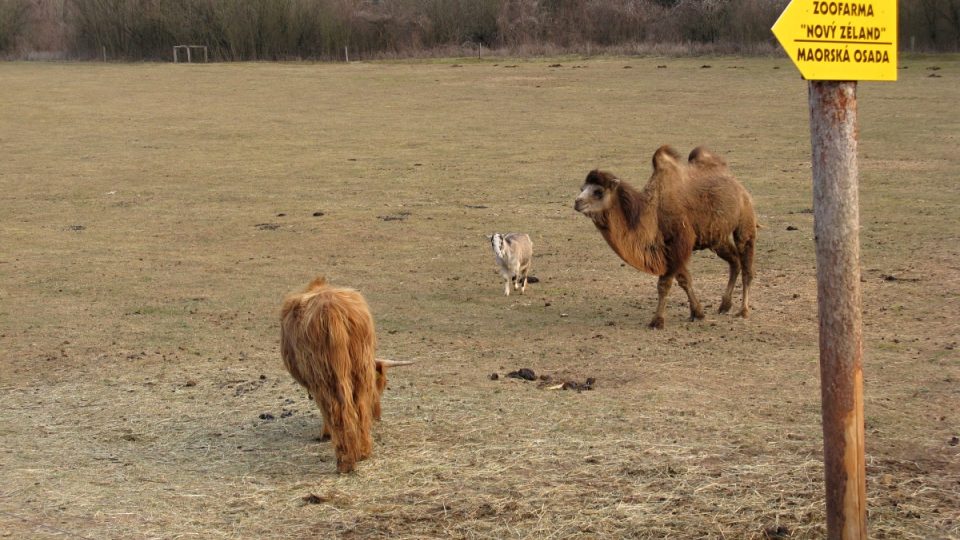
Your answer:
[808,80,867,540]
[344,46,349,63]
[478,43,482,59]
[203,46,208,63]
[186,46,192,63]
[173,46,177,63]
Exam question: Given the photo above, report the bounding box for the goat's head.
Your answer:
[374,358,414,395]
[575,170,619,216]
[489,233,506,259]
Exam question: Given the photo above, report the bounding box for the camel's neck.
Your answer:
[594,185,666,276]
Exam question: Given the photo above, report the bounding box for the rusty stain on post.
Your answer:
[808,80,867,540]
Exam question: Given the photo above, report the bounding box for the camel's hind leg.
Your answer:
[649,274,675,329]
[713,240,742,314]
[737,236,755,318]
[675,265,705,321]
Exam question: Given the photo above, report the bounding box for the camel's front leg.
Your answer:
[676,266,705,321]
[649,274,674,329]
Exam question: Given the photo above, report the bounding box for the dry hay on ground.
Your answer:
[0,57,957,538]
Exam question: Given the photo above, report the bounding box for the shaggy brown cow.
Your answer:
[280,276,411,473]
[574,145,757,329]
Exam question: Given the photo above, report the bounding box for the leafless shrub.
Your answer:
[901,0,960,51]
[0,0,30,54]
[10,0,960,60]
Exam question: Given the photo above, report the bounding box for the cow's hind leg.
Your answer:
[313,399,332,441]
[352,384,374,462]
[317,394,365,473]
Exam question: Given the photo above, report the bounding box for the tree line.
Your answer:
[1,0,958,60]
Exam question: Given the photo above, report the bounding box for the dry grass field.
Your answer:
[0,56,958,539]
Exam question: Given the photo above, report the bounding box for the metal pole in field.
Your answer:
[808,80,867,540]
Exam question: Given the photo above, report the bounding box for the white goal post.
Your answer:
[173,45,209,63]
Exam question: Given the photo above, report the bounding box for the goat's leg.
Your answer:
[713,241,742,314]
[738,237,755,318]
[520,272,528,294]
[503,274,511,296]
[650,274,675,329]
[676,266,705,321]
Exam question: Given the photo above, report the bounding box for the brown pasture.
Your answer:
[0,56,957,538]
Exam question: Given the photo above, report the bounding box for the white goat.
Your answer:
[489,233,533,296]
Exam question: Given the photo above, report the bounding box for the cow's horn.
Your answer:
[376,358,415,367]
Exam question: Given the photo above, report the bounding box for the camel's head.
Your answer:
[575,169,620,216]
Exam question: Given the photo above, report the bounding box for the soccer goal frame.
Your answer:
[173,45,209,63]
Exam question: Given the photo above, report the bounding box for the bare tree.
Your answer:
[12,0,959,60]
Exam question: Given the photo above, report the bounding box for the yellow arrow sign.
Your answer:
[772,0,898,81]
